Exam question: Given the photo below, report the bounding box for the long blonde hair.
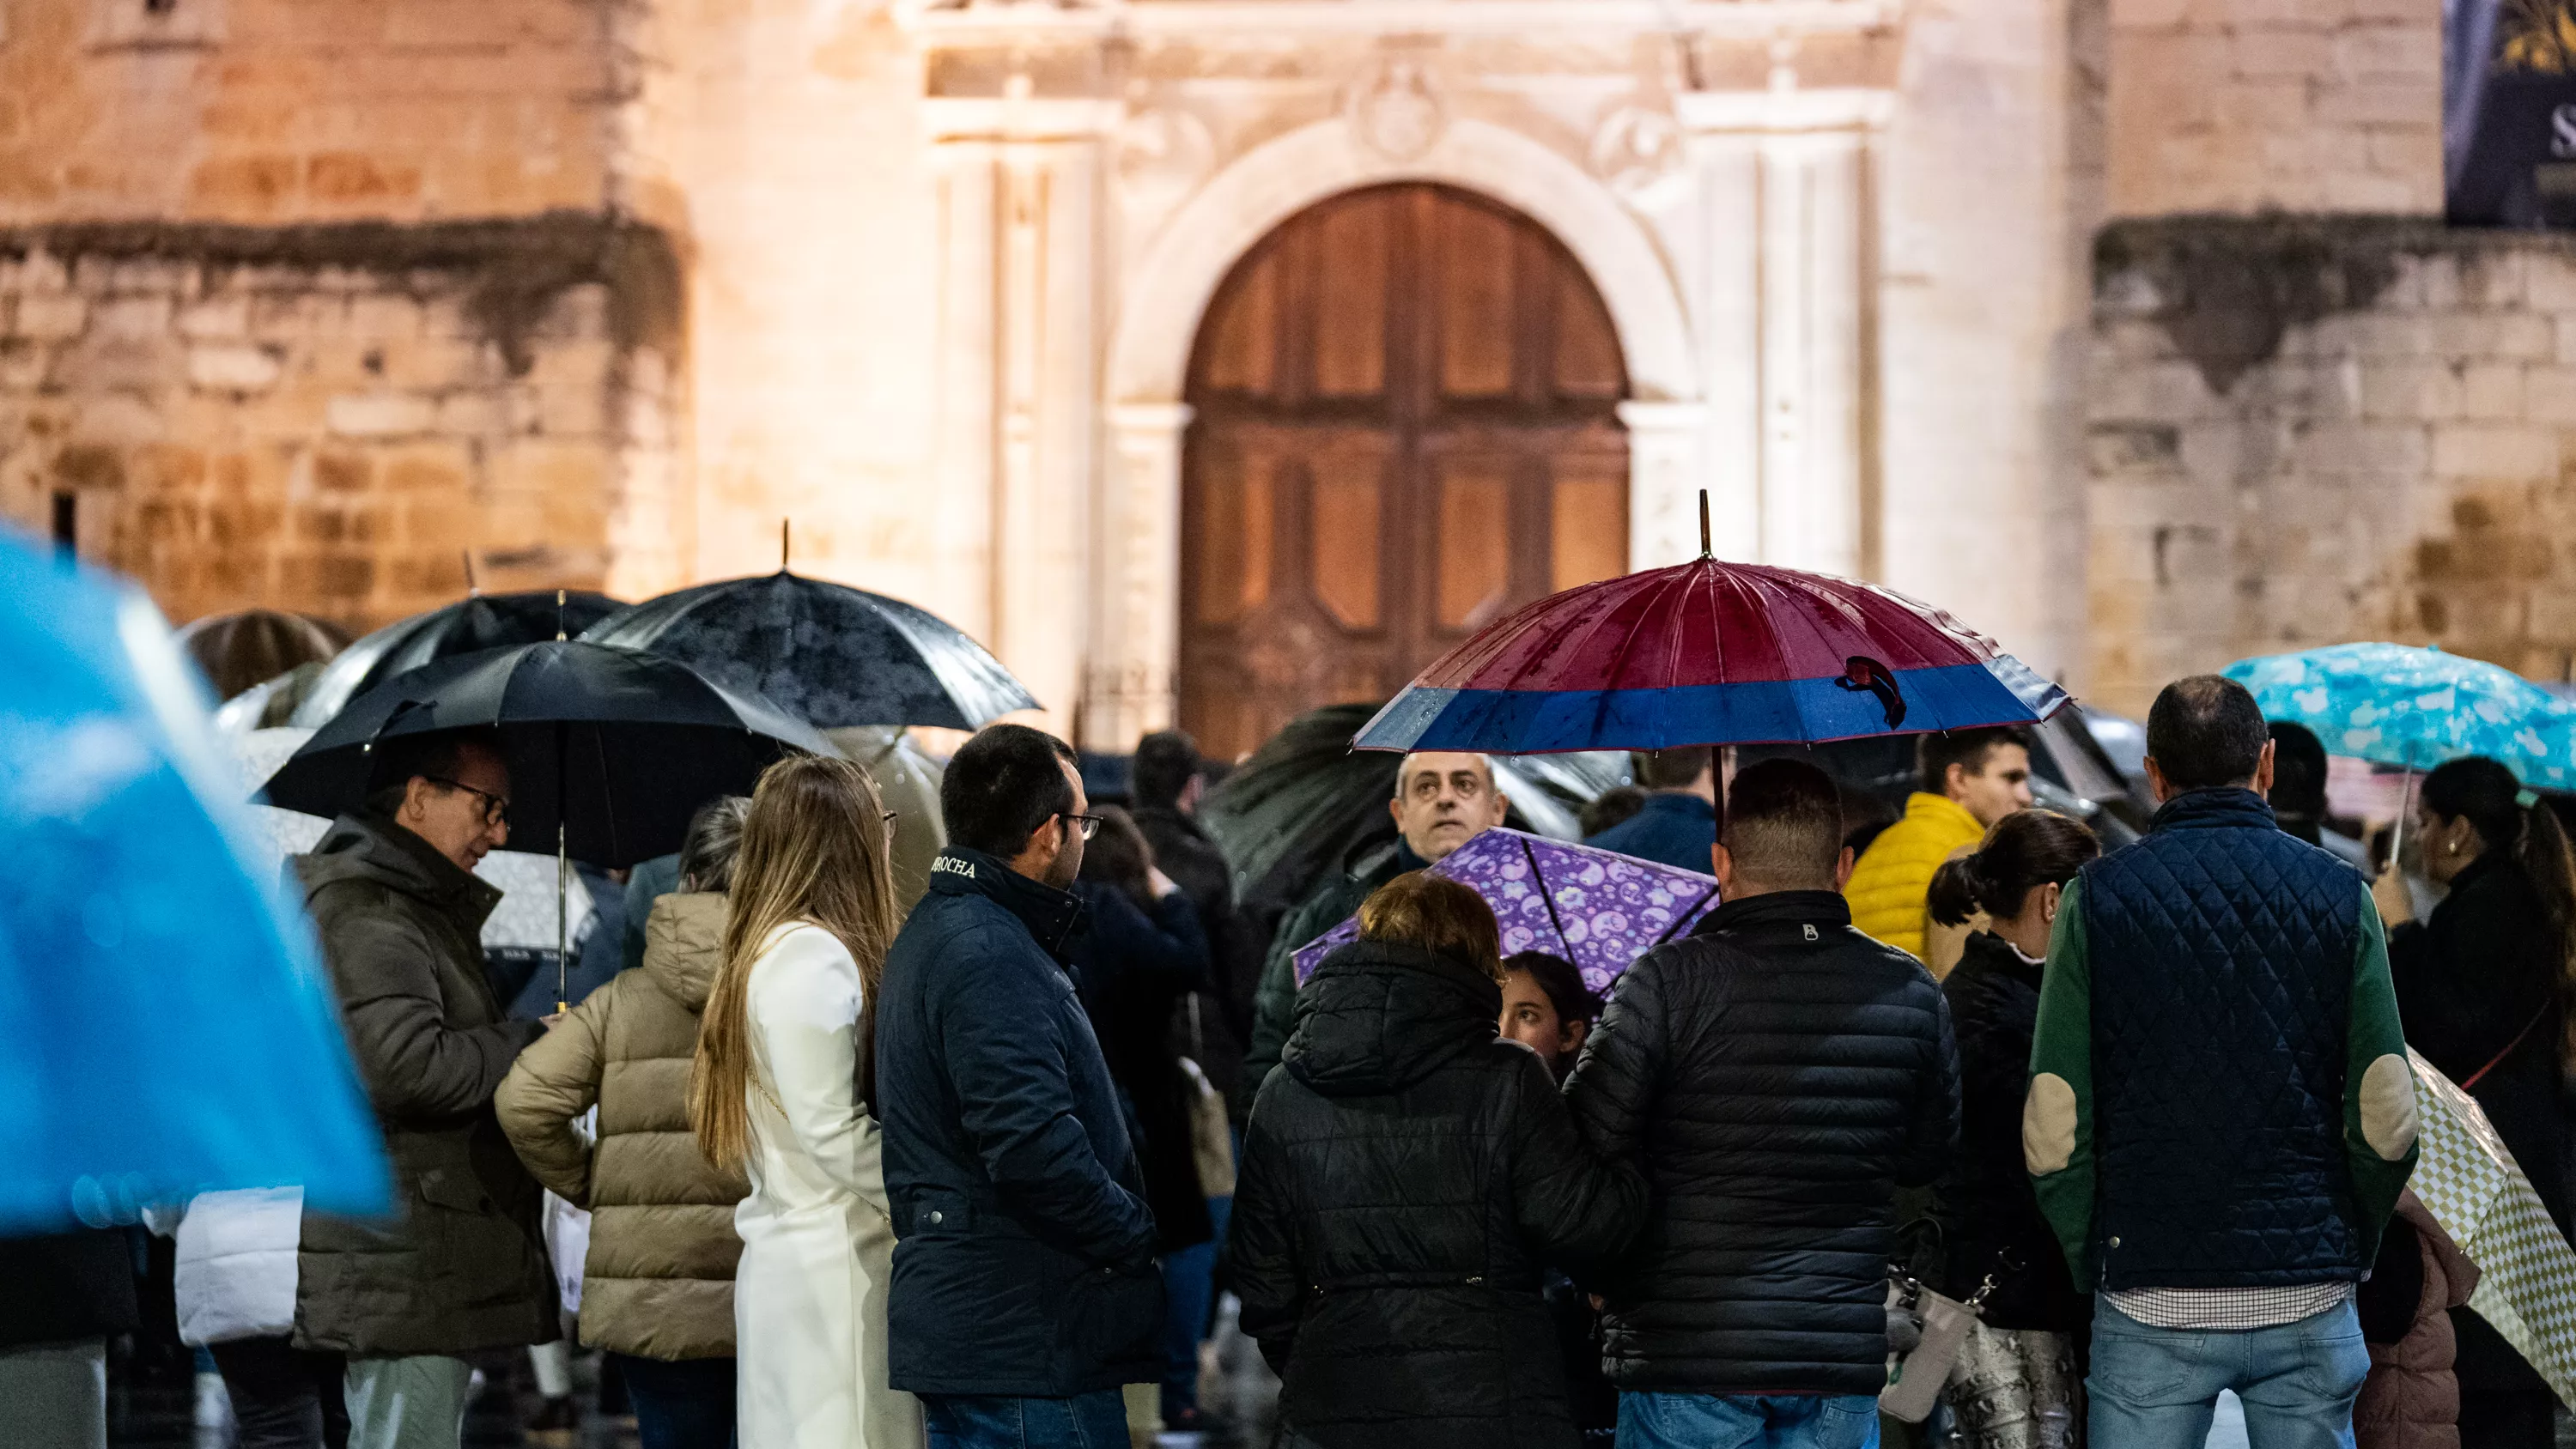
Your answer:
[690,753,902,1171]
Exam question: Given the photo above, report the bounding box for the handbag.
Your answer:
[1880,1271,1981,1422]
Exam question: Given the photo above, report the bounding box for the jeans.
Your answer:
[210,1335,349,1449]
[343,1355,473,1449]
[1158,1193,1231,1416]
[2087,1298,2368,1449]
[1616,1391,1881,1449]
[921,1389,1131,1449]
[608,1353,735,1449]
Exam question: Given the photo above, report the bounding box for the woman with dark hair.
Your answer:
[1066,804,1216,1429]
[1500,951,1604,1082]
[1926,809,2100,1449]
[1232,874,1646,1449]
[2375,755,2576,1449]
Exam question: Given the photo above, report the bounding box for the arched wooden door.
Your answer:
[1178,184,1631,761]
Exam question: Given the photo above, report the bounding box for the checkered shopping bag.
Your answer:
[2408,1049,2576,1407]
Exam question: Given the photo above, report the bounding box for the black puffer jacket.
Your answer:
[1231,940,1646,1449]
[1564,890,1959,1396]
[1937,931,2084,1331]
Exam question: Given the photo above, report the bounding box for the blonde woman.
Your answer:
[690,755,925,1449]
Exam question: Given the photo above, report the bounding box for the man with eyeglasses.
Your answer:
[289,728,560,1449]
[878,723,1165,1449]
[1242,751,1511,1112]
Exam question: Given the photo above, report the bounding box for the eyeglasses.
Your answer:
[1059,813,1104,841]
[425,775,511,828]
[882,810,900,828]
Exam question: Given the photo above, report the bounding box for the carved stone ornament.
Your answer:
[1115,105,1217,214]
[1347,60,1445,163]
[1590,105,1686,203]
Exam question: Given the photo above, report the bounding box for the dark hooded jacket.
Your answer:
[1231,940,1646,1449]
[1938,931,2086,1331]
[1242,838,1427,1115]
[292,812,556,1356]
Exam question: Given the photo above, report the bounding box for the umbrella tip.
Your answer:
[1697,490,1711,560]
[781,518,791,575]
[555,587,567,643]
[462,549,479,597]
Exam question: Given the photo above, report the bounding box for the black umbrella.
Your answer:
[579,572,1037,730]
[176,609,349,700]
[264,641,830,1005]
[289,591,623,729]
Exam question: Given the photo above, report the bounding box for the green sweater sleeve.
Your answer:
[2343,894,2418,1260]
[2026,876,2097,1287]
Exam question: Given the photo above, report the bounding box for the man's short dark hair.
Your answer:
[942,723,1080,857]
[1721,758,1844,885]
[1638,747,1714,791]
[1917,726,2032,796]
[2267,720,2329,820]
[362,727,508,817]
[1131,731,1201,812]
[2147,676,2270,791]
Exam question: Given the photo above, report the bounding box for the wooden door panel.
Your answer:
[1182,184,1630,761]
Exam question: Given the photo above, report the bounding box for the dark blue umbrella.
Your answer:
[580,571,1037,730]
[0,530,386,1230]
[289,590,623,729]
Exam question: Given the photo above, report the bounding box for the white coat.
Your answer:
[735,922,926,1449]
[173,1187,301,1346]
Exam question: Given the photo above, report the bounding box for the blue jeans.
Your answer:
[607,1353,735,1449]
[2087,1297,2369,1449]
[1616,1391,1880,1449]
[921,1390,1129,1449]
[1158,1194,1231,1416]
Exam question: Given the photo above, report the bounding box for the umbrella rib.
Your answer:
[1523,836,1573,955]
[1654,882,1720,945]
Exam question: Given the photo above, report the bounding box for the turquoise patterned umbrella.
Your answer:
[2222,643,2576,791]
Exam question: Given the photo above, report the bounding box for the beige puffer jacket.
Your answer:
[497,892,748,1359]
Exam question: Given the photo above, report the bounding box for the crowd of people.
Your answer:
[10,668,2576,1449]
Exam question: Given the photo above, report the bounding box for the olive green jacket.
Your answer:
[293,813,556,1356]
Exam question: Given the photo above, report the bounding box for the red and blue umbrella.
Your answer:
[1354,549,2068,755]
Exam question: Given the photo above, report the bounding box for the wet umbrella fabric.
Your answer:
[289,590,623,730]
[580,572,1038,731]
[2223,642,2576,790]
[263,640,830,868]
[2406,1049,2576,1405]
[1354,557,2068,754]
[0,533,386,1230]
[1290,829,1719,992]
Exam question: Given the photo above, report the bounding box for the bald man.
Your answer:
[1238,752,1510,1113]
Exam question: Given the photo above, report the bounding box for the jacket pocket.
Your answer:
[417,1168,494,1215]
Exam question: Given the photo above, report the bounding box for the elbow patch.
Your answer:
[2024,1072,2076,1175]
[2360,1053,2419,1161]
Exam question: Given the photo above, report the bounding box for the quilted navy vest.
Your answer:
[2080,788,2370,1290]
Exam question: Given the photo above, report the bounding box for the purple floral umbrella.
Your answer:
[1291,828,1721,997]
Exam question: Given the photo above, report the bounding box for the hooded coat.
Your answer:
[495,891,749,1360]
[1231,940,1647,1449]
[2355,1191,2478,1449]
[291,812,555,1357]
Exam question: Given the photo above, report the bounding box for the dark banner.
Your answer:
[2446,0,2576,226]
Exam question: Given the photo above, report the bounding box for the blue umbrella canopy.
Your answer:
[580,572,1038,731]
[0,532,385,1230]
[2224,642,2576,789]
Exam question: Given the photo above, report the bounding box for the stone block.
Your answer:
[2236,27,2335,79]
[176,296,252,341]
[2334,23,2435,82]
[2458,361,2528,420]
[14,293,88,341]
[2530,366,2576,423]
[2359,360,2461,420]
[2433,422,2559,481]
[345,294,423,343]
[2313,76,2440,127]
[325,391,435,438]
[188,343,283,392]
[434,391,508,434]
[0,340,46,391]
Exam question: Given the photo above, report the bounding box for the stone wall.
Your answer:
[0,215,685,631]
[2085,216,2576,715]
[0,0,620,224]
[2107,0,2439,216]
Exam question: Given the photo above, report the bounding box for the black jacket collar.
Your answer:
[1694,888,1851,936]
[927,846,1087,961]
[1954,929,2045,994]
[2150,786,2278,834]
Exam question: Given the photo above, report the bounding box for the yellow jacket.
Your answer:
[1844,792,1986,964]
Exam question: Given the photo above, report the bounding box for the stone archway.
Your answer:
[1088,117,1704,749]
